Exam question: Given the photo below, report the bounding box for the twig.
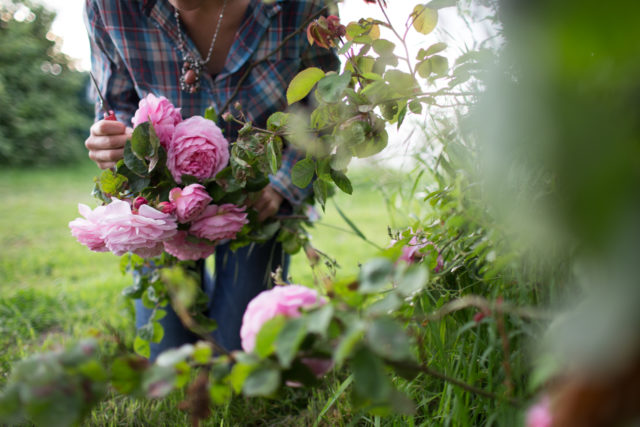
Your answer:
[220,6,330,114]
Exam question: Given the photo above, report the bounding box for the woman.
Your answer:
[83,0,339,358]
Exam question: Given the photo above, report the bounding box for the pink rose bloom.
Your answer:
[163,231,217,261]
[69,203,109,252]
[131,93,182,149]
[526,397,552,427]
[189,204,248,241]
[100,199,177,257]
[167,116,229,184]
[169,184,212,223]
[240,285,326,353]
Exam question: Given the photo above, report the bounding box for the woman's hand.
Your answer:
[249,184,284,222]
[85,120,132,169]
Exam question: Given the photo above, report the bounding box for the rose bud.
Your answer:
[133,196,148,210]
[222,112,233,122]
[157,201,176,214]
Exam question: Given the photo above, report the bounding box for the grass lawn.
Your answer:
[0,160,400,425]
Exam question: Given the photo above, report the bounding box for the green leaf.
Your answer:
[316,71,352,104]
[372,39,395,57]
[313,179,329,210]
[287,67,326,105]
[193,342,213,365]
[130,121,159,159]
[134,336,150,359]
[111,356,145,394]
[243,367,280,397]
[409,99,423,114]
[330,169,353,195]
[228,362,256,394]
[254,315,287,358]
[359,258,394,294]
[334,322,365,366]
[275,317,308,368]
[417,59,432,78]
[397,265,429,297]
[152,321,164,343]
[351,347,392,402]
[98,169,127,195]
[385,70,419,96]
[430,55,449,76]
[306,305,334,338]
[424,41,447,56]
[411,5,438,35]
[397,104,408,129]
[266,111,290,131]
[266,137,280,175]
[204,106,218,122]
[123,140,148,176]
[291,158,315,188]
[366,317,413,361]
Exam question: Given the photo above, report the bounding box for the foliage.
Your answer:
[0,0,93,166]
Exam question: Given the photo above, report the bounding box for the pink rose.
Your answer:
[69,203,109,252]
[167,116,229,184]
[131,93,182,149]
[163,231,217,261]
[240,285,326,353]
[169,184,212,223]
[100,199,177,257]
[189,204,248,241]
[526,397,552,427]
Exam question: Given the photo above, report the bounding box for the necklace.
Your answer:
[174,0,229,93]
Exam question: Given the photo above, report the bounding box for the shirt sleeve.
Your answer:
[83,0,139,125]
[268,0,341,206]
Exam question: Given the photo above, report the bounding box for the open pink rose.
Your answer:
[131,93,182,149]
[169,184,212,223]
[189,204,248,241]
[167,116,229,184]
[240,285,326,353]
[163,231,216,261]
[100,199,177,257]
[69,203,109,252]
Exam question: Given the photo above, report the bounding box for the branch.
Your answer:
[220,6,330,114]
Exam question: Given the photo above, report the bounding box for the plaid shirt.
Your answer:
[83,0,339,205]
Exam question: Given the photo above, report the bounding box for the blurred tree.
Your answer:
[0,0,92,166]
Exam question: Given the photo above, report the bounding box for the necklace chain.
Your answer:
[174,0,229,93]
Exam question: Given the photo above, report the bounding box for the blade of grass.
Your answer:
[332,200,383,250]
[313,374,353,427]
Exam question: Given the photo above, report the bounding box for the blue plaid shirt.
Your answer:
[84,0,339,205]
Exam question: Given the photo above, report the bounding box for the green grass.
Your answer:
[0,161,398,425]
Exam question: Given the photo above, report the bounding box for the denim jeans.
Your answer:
[135,237,289,360]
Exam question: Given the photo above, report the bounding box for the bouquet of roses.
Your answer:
[69,93,298,263]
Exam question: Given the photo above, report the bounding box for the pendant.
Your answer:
[180,56,202,93]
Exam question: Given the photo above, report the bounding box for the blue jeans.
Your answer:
[135,237,289,360]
